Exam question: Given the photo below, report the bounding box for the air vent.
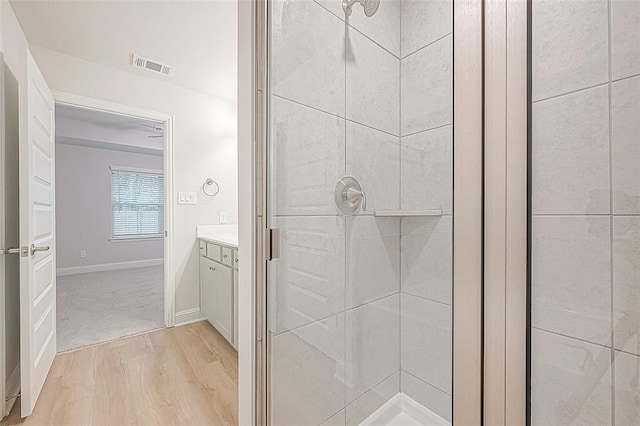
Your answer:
[131,54,175,77]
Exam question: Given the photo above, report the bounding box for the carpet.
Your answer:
[56,265,165,352]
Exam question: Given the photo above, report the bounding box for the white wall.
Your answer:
[30,45,238,318]
[55,143,164,270]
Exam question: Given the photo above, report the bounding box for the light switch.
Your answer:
[219,211,228,224]
[178,191,197,205]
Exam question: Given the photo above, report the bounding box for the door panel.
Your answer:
[20,52,56,417]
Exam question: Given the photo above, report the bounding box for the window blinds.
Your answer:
[110,166,164,239]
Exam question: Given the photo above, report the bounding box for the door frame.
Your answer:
[51,91,177,328]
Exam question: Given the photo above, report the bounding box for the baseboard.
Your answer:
[57,258,163,276]
[4,363,19,417]
[175,308,204,326]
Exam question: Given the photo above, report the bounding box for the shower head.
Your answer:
[342,0,379,17]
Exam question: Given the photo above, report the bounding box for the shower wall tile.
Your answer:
[401,371,451,422]
[346,28,400,135]
[345,294,400,403]
[271,215,346,334]
[532,85,610,215]
[532,0,608,101]
[611,0,640,81]
[346,217,400,309]
[348,0,401,57]
[614,350,640,426]
[400,34,453,136]
[400,0,452,58]
[346,121,400,212]
[400,293,452,394]
[272,97,345,216]
[321,410,346,426]
[400,125,453,213]
[612,76,640,214]
[271,313,346,426]
[613,216,640,355]
[345,371,400,426]
[400,215,452,306]
[271,0,345,116]
[530,328,612,426]
[531,216,611,346]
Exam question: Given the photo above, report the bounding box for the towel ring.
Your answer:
[202,178,220,197]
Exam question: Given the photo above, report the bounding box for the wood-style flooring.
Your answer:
[1,321,238,425]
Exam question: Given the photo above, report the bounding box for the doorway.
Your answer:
[52,95,175,353]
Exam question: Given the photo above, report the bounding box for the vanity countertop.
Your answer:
[196,224,238,248]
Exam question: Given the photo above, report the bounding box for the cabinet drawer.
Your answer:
[233,249,239,270]
[206,243,221,262]
[221,246,233,267]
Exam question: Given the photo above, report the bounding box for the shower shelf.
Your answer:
[373,209,443,217]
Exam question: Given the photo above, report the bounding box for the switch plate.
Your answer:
[178,192,197,204]
[219,212,228,224]
[80,250,87,258]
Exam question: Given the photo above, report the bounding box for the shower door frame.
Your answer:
[254,0,486,423]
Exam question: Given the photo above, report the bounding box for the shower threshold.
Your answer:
[359,393,450,426]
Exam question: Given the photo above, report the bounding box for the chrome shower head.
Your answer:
[342,0,379,17]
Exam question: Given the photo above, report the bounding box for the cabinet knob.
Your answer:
[210,266,216,271]
[223,254,228,258]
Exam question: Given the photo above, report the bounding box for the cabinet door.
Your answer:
[233,270,238,348]
[213,265,234,342]
[200,257,217,324]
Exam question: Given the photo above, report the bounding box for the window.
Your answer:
[110,166,164,239]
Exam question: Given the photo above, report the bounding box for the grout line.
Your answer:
[344,15,349,416]
[402,291,452,308]
[532,81,609,104]
[402,370,452,396]
[611,72,640,84]
[607,1,616,424]
[312,0,401,60]
[613,347,640,359]
[272,93,401,138]
[345,369,402,409]
[531,326,613,350]
[401,32,453,61]
[401,122,453,139]
[398,0,403,391]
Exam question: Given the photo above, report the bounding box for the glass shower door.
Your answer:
[262,0,475,424]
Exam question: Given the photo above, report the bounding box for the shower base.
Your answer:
[359,393,450,426]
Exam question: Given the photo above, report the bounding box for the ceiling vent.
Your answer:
[131,54,175,77]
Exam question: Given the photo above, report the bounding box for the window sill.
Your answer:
[109,236,163,242]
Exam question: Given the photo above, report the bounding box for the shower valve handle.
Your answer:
[344,187,367,212]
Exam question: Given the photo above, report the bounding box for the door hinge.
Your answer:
[264,228,280,261]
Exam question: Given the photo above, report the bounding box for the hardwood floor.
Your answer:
[1,321,238,425]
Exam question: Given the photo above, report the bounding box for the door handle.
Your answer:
[31,244,50,256]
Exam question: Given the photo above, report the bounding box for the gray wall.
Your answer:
[530,0,640,424]
[55,143,163,270]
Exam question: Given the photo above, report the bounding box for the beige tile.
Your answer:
[532,86,610,215]
[400,293,452,393]
[612,76,640,214]
[345,371,399,425]
[348,0,401,57]
[613,216,640,355]
[614,350,640,426]
[532,216,611,346]
[346,27,400,135]
[400,0,452,58]
[611,0,640,80]
[400,34,452,136]
[401,371,451,422]
[272,0,345,115]
[531,328,612,426]
[532,0,608,100]
[400,125,452,213]
[346,217,400,309]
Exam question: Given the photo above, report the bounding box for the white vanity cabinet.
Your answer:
[199,239,238,349]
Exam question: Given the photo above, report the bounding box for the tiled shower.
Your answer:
[531,0,640,424]
[268,0,453,424]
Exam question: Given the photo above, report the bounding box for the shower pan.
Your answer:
[257,0,483,424]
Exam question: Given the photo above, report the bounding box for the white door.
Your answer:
[19,52,56,417]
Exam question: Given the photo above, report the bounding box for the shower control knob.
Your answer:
[334,177,367,215]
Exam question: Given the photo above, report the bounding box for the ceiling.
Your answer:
[56,104,165,154]
[10,0,237,101]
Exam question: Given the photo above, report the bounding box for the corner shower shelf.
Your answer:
[373,209,443,217]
